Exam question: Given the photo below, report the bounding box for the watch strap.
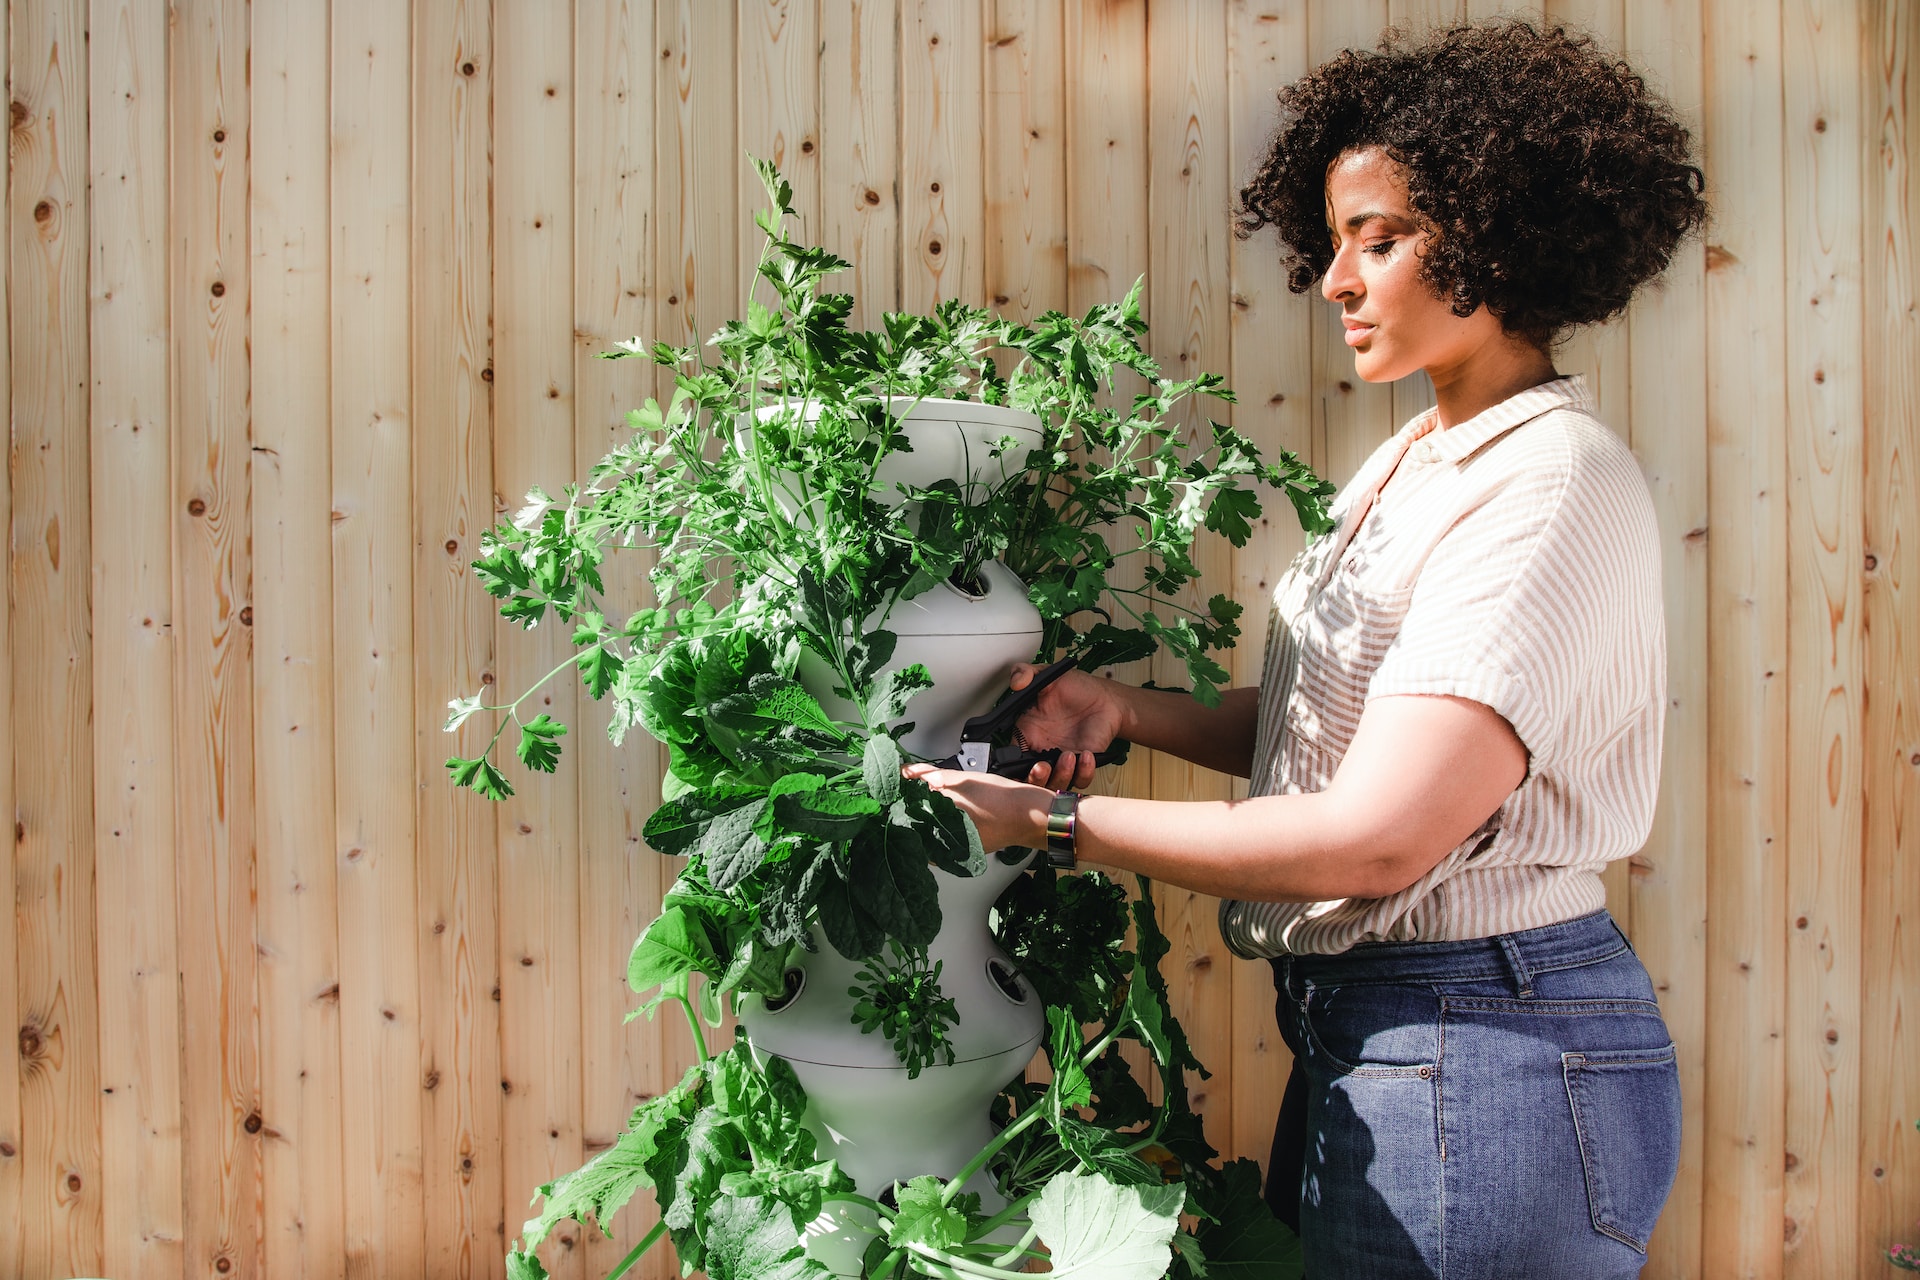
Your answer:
[1045,791,1080,869]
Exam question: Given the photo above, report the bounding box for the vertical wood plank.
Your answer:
[820,0,900,324]
[575,2,665,1274]
[1147,0,1238,1157]
[1308,0,1393,490]
[738,0,821,256]
[1379,1,1454,436]
[332,3,426,1275]
[901,0,986,310]
[172,2,262,1274]
[1702,2,1791,1275]
[1781,0,1865,1270]
[1860,0,1920,1268]
[8,2,102,1274]
[413,2,504,1277]
[0,0,19,1261]
[1225,0,1311,1174]
[1621,0,1710,1273]
[1860,1,1920,1269]
[251,0,348,1275]
[90,0,185,1274]
[658,1,740,350]
[1065,0,1151,812]
[985,0,1067,323]
[496,3,585,1274]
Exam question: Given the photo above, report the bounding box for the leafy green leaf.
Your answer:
[861,733,902,806]
[515,713,568,773]
[773,786,881,841]
[703,1194,831,1280]
[1188,1159,1304,1279]
[579,644,624,699]
[1029,1169,1186,1280]
[887,1175,968,1252]
[628,904,720,993]
[447,754,514,801]
[444,692,486,732]
[1047,1006,1093,1112]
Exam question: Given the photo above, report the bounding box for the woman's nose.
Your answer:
[1322,246,1360,303]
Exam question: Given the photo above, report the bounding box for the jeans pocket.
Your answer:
[1562,1043,1681,1252]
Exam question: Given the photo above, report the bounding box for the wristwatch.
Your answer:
[1045,791,1081,869]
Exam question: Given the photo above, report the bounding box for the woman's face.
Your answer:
[1321,146,1504,383]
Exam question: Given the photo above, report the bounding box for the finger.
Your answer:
[1073,753,1096,791]
[1008,662,1034,691]
[1027,758,1051,787]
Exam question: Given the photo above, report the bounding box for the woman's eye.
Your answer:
[1363,239,1396,256]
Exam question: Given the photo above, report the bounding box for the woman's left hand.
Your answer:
[901,763,1053,853]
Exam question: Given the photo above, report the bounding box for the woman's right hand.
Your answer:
[1007,662,1129,792]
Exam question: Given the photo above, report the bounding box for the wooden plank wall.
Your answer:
[1,3,1914,1278]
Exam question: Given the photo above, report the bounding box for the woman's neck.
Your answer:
[1426,335,1560,429]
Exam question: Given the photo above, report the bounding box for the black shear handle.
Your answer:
[982,737,1132,780]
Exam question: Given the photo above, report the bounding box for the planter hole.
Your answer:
[947,566,988,598]
[877,1185,900,1211]
[986,958,1028,1005]
[762,966,806,1014]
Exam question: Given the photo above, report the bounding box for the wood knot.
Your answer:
[800,138,814,154]
[215,1257,232,1274]
[928,240,943,256]
[10,101,29,127]
[316,982,340,1003]
[424,1070,441,1091]
[501,1078,514,1095]
[445,538,460,556]
[66,1172,82,1193]
[212,128,226,144]
[243,1112,263,1134]
[1865,553,1878,572]
[1704,244,1738,273]
[480,672,495,686]
[930,181,941,194]
[1338,381,1353,393]
[461,62,476,77]
[1785,1150,1800,1171]
[864,189,881,206]
[239,606,253,626]
[993,295,1009,305]
[0,1142,15,1158]
[480,366,494,382]
[19,1024,43,1060]
[1824,1028,1838,1044]
[187,498,207,517]
[32,200,52,224]
[210,281,226,297]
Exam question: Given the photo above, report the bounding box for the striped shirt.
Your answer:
[1219,376,1665,957]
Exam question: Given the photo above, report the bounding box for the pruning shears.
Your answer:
[936,656,1132,778]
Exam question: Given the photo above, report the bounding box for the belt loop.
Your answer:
[1497,933,1535,999]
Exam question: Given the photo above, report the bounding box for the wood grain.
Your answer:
[495,3,584,1275]
[901,0,986,310]
[1621,0,1710,1272]
[985,0,1067,324]
[1225,0,1312,1174]
[1859,0,1920,1267]
[332,3,426,1275]
[413,2,504,1277]
[574,3,666,1274]
[90,0,186,1274]
[820,0,901,325]
[1781,2,1865,1272]
[1703,1,1792,1274]
[739,0,821,257]
[251,1,348,1275]
[172,4,263,1275]
[0,0,18,1262]
[9,2,102,1275]
[1147,0,1239,1160]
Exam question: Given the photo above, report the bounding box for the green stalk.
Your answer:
[940,1102,1047,1208]
[968,1189,1040,1241]
[988,1223,1043,1270]
[906,1242,1040,1280]
[603,1219,667,1280]
[677,990,709,1063]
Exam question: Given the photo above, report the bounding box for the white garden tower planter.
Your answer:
[733,399,1049,1275]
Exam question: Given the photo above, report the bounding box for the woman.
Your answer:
[903,20,1707,1279]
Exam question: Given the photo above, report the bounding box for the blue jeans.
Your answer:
[1264,910,1681,1279]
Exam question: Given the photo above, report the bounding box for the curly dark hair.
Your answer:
[1236,20,1706,348]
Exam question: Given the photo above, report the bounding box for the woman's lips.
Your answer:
[1343,321,1376,347]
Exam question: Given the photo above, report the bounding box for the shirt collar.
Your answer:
[1405,375,1592,465]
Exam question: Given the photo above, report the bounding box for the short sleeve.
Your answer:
[1365,434,1658,779]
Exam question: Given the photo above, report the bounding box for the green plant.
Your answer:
[458,158,1328,1279]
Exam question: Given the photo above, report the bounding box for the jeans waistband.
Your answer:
[1268,908,1629,998]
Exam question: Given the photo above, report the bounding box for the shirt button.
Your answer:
[1415,442,1438,463]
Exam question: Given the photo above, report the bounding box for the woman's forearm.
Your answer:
[1066,791,1403,901]
[1112,683,1261,778]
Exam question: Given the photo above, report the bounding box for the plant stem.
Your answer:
[907,1242,1039,1280]
[969,1189,1040,1241]
[940,1101,1047,1208]
[603,1219,667,1280]
[989,1223,1043,1270]
[677,991,709,1063]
